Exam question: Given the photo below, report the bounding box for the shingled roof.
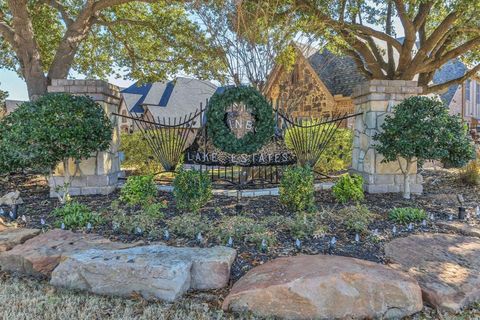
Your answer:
[308,49,367,97]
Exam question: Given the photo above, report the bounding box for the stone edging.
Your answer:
[153,182,334,197]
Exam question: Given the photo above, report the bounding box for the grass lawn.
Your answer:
[2,273,480,320]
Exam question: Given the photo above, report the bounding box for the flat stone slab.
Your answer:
[0,229,140,277]
[0,228,40,252]
[437,221,480,238]
[223,255,422,320]
[385,233,480,312]
[51,245,236,301]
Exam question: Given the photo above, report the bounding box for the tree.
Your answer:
[0,0,224,99]
[0,82,7,116]
[253,0,480,94]
[0,93,113,202]
[190,0,303,92]
[374,96,476,199]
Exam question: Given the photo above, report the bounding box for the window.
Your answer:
[465,80,471,101]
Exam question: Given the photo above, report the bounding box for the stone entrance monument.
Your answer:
[351,80,423,194]
[48,79,122,197]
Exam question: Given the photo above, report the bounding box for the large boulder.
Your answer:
[0,228,40,252]
[385,233,480,312]
[50,245,236,301]
[223,255,422,320]
[0,229,140,277]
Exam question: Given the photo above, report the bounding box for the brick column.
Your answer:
[48,79,122,196]
[351,80,423,194]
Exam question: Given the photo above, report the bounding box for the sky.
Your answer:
[0,69,135,101]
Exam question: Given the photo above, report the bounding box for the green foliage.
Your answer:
[441,121,477,168]
[285,123,353,172]
[0,83,8,114]
[120,175,157,205]
[166,212,211,238]
[119,132,163,175]
[279,166,315,212]
[0,93,112,175]
[111,202,166,236]
[173,169,212,213]
[212,215,275,247]
[52,202,104,230]
[388,207,427,224]
[374,96,475,167]
[339,205,374,234]
[207,86,275,154]
[332,174,364,204]
[459,159,480,186]
[0,2,225,86]
[287,212,327,239]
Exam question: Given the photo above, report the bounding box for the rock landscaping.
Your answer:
[0,227,39,252]
[51,245,236,301]
[223,255,423,319]
[1,168,480,319]
[385,233,480,312]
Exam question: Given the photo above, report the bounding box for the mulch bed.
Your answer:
[1,168,479,283]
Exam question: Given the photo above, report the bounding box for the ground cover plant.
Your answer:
[52,201,104,230]
[388,207,427,224]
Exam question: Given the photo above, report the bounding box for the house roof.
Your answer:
[308,49,367,97]
[432,59,467,106]
[121,77,217,119]
[121,82,152,113]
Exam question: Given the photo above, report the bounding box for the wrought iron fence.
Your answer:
[114,99,360,190]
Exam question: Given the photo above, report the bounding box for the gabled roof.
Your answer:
[308,49,367,97]
[121,82,152,113]
[120,77,217,118]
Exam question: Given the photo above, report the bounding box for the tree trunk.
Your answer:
[403,172,411,200]
[7,0,48,100]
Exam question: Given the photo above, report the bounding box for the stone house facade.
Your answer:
[264,47,366,127]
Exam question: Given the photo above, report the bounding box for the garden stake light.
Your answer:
[21,215,26,223]
[476,206,480,218]
[261,239,267,252]
[61,222,65,230]
[164,229,170,241]
[328,237,336,254]
[448,214,453,221]
[197,232,203,244]
[355,233,360,243]
[227,236,233,247]
[392,225,397,235]
[295,238,301,250]
[408,223,414,231]
[86,222,92,232]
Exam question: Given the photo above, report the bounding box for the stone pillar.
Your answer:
[48,79,122,197]
[351,80,423,194]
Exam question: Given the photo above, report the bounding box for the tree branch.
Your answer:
[43,0,74,27]
[0,21,15,45]
[419,37,480,73]
[423,64,480,94]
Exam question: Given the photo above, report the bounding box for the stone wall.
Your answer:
[48,79,122,197]
[351,80,423,194]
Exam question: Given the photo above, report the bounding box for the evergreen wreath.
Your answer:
[207,86,274,154]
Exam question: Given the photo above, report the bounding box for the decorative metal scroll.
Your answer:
[115,108,205,171]
[277,111,362,169]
